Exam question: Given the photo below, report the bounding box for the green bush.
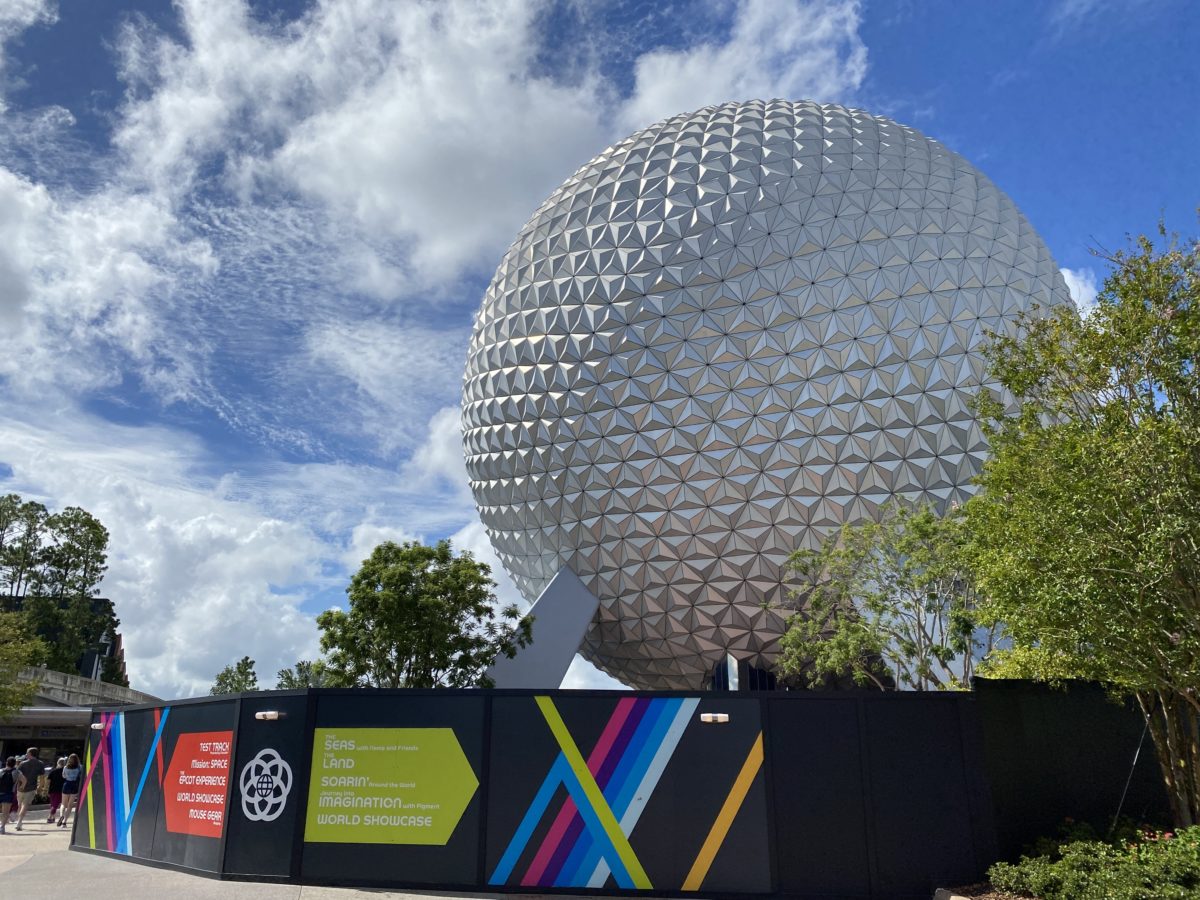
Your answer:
[989,826,1200,899]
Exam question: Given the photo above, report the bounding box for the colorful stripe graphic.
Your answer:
[536,695,651,888]
[84,730,96,848]
[152,707,166,785]
[682,731,765,891]
[490,696,699,890]
[80,711,115,849]
[583,697,695,888]
[103,714,114,851]
[114,711,129,844]
[119,708,170,854]
[520,696,636,886]
[77,708,172,854]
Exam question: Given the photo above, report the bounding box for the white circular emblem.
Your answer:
[239,748,293,822]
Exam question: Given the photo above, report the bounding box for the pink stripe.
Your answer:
[78,713,113,799]
[104,715,115,851]
[520,697,637,886]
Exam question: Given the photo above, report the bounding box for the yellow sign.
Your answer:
[304,727,478,845]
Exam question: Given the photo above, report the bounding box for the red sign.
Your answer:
[163,731,233,837]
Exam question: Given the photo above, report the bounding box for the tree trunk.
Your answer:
[1138,689,1200,828]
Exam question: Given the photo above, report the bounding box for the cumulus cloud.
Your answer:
[0,0,873,693]
[341,523,421,573]
[620,0,867,132]
[1061,266,1100,313]
[0,409,322,698]
[405,406,472,497]
[2,0,872,436]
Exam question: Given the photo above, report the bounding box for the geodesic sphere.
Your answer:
[462,100,1070,690]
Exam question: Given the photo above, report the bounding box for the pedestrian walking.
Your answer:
[46,757,66,823]
[58,753,82,828]
[14,747,42,831]
[0,756,23,834]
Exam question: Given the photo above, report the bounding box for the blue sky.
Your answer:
[0,0,1194,698]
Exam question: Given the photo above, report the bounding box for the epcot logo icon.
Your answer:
[239,748,293,822]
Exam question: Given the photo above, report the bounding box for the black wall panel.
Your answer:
[70,682,1168,898]
[975,680,1170,859]
[485,694,770,894]
[768,697,872,898]
[862,697,985,898]
[223,693,311,878]
[148,701,237,873]
[298,691,485,888]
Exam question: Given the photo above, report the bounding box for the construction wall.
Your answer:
[71,681,1167,900]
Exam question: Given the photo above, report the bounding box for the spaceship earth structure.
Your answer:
[462,99,1070,690]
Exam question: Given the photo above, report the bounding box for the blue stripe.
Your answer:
[111,714,124,852]
[556,699,678,887]
[610,698,681,822]
[490,755,571,884]
[554,750,635,889]
[119,707,170,855]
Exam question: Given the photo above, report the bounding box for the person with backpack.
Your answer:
[0,756,24,835]
[58,753,82,828]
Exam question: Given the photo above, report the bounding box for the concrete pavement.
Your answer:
[0,817,513,899]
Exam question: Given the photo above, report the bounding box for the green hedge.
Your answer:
[989,826,1200,899]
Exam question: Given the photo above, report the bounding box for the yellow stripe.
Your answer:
[85,738,96,849]
[534,696,651,889]
[682,732,764,891]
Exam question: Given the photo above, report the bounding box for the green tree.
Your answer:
[777,503,985,691]
[0,612,45,721]
[967,227,1200,826]
[275,659,332,689]
[0,496,120,682]
[0,495,47,606]
[318,540,532,688]
[210,656,259,694]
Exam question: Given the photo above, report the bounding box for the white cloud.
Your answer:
[1061,266,1100,313]
[264,2,613,286]
[0,409,322,699]
[341,522,421,573]
[0,0,55,110]
[0,403,487,699]
[304,323,469,452]
[405,406,472,497]
[0,0,874,695]
[562,655,627,691]
[1045,0,1153,40]
[619,0,867,133]
[0,168,212,388]
[1,0,873,428]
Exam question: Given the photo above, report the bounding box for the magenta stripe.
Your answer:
[547,697,653,886]
[520,697,637,886]
[541,697,651,886]
[78,713,113,802]
[104,714,116,851]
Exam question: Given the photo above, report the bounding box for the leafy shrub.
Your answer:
[989,826,1200,899]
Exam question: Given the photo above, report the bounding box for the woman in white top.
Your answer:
[57,753,82,828]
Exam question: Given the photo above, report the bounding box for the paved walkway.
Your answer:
[0,818,535,899]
